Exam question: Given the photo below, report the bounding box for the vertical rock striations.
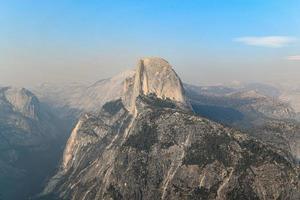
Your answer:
[129,58,188,113]
[41,58,300,200]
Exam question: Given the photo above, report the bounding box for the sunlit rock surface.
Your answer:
[41,58,300,200]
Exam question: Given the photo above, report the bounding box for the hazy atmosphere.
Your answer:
[1,0,299,87]
[1,1,300,200]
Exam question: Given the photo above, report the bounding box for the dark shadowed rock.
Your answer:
[41,58,300,200]
[42,95,300,200]
[0,87,70,200]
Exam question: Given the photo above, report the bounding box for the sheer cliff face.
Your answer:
[43,58,300,200]
[60,58,189,172]
[34,57,188,118]
[44,97,300,200]
[2,87,40,119]
[129,58,188,112]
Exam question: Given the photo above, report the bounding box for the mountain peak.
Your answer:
[140,57,171,69]
[2,87,40,119]
[129,57,189,113]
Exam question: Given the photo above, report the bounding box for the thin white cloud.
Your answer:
[234,36,296,48]
[286,55,300,61]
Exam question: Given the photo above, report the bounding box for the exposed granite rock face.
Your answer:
[41,58,300,200]
[2,87,40,119]
[0,87,60,145]
[129,57,189,113]
[33,57,189,118]
[42,96,300,200]
[0,87,69,200]
[250,120,300,162]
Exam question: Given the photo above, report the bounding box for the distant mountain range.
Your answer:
[33,60,300,163]
[0,58,299,199]
[185,84,300,162]
[0,87,71,200]
[35,58,299,200]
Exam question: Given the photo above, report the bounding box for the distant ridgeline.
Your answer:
[39,58,300,200]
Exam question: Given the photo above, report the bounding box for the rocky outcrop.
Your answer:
[0,87,69,200]
[42,95,300,200]
[2,87,40,119]
[129,58,188,113]
[33,57,189,117]
[41,58,300,200]
[185,84,300,163]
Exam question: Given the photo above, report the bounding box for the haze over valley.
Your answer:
[0,1,300,200]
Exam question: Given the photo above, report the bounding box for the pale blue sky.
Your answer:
[0,0,300,86]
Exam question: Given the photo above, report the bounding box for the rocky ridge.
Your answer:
[0,87,69,200]
[185,84,300,162]
[41,58,300,200]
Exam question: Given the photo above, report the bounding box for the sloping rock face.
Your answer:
[2,87,40,119]
[43,96,300,200]
[33,58,189,118]
[33,70,136,121]
[185,85,296,121]
[129,58,188,113]
[0,87,65,146]
[185,85,300,163]
[0,87,69,200]
[228,90,296,120]
[42,58,300,200]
